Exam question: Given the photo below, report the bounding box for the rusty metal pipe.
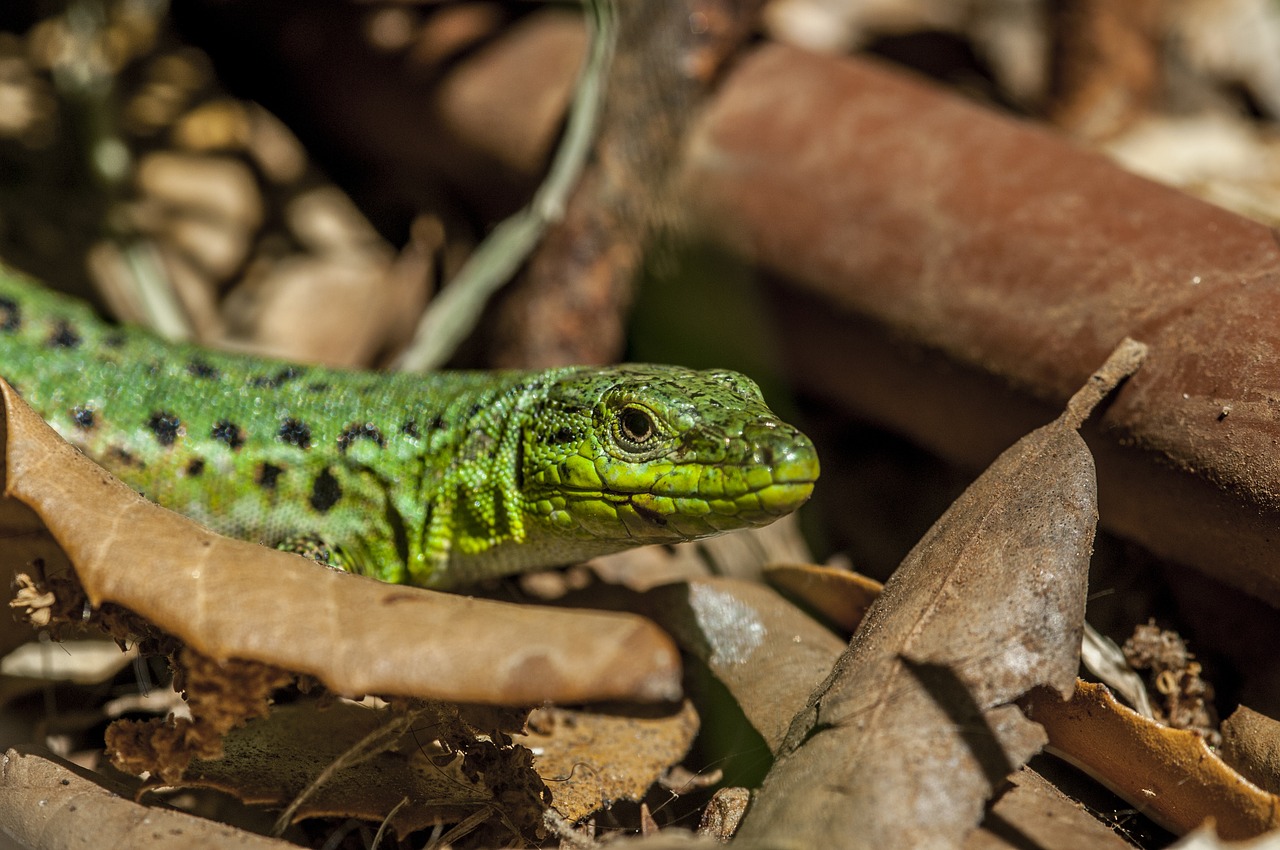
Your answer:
[679,45,1280,604]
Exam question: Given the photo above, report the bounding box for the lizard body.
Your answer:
[0,267,818,588]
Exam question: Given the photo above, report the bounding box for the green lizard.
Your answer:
[0,267,819,588]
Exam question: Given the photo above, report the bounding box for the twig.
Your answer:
[393,0,617,372]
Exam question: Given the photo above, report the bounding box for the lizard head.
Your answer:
[520,365,819,547]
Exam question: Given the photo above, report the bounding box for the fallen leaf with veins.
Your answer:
[733,339,1146,850]
[1025,680,1280,838]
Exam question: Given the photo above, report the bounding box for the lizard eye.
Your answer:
[615,405,657,453]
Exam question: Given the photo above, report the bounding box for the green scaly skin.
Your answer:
[0,267,819,588]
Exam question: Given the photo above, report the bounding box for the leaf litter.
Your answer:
[173,699,546,843]
[7,322,1279,847]
[1024,680,1280,839]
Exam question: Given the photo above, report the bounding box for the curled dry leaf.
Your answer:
[518,700,700,822]
[0,378,682,706]
[634,577,848,752]
[0,746,295,850]
[761,563,883,636]
[1025,680,1280,839]
[734,339,1146,850]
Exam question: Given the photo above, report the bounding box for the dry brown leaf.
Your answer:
[0,745,296,850]
[172,700,545,841]
[519,700,700,822]
[1025,680,1280,838]
[761,563,883,635]
[636,577,847,752]
[572,564,1140,849]
[0,378,682,706]
[1223,706,1280,796]
[963,766,1134,850]
[733,339,1146,850]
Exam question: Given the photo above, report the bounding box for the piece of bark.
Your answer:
[732,341,1142,850]
[1025,680,1280,839]
[677,44,1280,606]
[0,378,682,706]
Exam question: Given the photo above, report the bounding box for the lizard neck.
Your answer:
[408,378,542,586]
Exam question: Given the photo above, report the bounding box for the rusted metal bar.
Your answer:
[679,45,1280,605]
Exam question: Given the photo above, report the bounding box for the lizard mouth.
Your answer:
[612,450,820,530]
[528,431,820,540]
[628,497,668,527]
[752,451,820,515]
